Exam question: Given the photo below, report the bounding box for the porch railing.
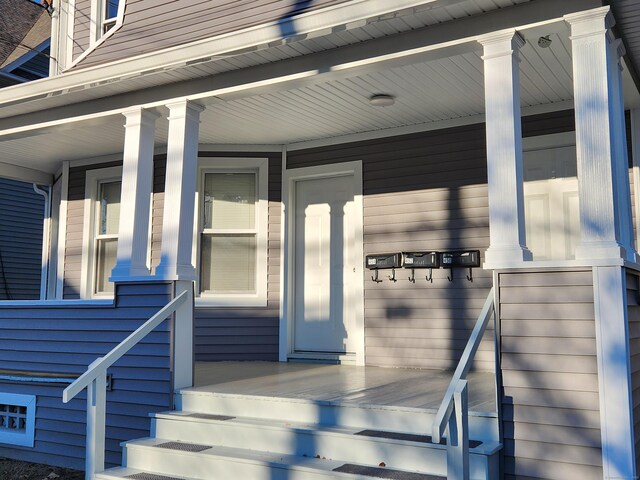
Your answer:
[432,287,495,480]
[62,289,190,480]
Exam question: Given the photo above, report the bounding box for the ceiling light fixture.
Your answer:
[369,94,395,107]
[537,35,552,48]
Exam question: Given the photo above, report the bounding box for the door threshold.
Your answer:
[288,352,356,365]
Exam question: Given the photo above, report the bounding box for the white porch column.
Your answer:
[155,100,205,280]
[566,7,633,261]
[479,30,531,267]
[632,109,640,248]
[111,108,159,280]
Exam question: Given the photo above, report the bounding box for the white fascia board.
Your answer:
[0,0,599,138]
[0,161,54,185]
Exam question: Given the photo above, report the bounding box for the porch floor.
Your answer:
[192,361,496,413]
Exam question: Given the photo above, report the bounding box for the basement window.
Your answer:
[0,393,36,447]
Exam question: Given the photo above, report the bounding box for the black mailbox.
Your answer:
[366,253,401,283]
[439,250,481,268]
[365,253,401,270]
[402,252,439,268]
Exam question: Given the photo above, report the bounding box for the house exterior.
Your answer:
[0,0,639,479]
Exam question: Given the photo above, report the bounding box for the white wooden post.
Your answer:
[478,30,532,267]
[155,100,204,281]
[111,108,159,280]
[447,380,469,480]
[85,358,106,480]
[631,109,640,248]
[592,266,636,480]
[565,7,632,261]
[173,280,194,391]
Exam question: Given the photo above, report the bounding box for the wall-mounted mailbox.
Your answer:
[366,253,401,282]
[439,250,481,282]
[402,252,439,283]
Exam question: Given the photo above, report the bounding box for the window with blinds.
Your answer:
[94,180,121,295]
[197,159,268,306]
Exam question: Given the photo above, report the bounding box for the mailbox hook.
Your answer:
[371,269,383,283]
[408,268,415,283]
[466,268,473,282]
[388,267,397,282]
[447,269,454,282]
[425,268,433,283]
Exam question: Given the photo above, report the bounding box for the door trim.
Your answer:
[280,161,364,366]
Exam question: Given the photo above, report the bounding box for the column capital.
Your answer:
[477,29,525,48]
[122,107,161,123]
[166,100,206,119]
[564,6,614,37]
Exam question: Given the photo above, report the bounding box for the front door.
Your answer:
[293,174,357,355]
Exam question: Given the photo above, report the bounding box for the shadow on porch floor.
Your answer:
[192,361,496,413]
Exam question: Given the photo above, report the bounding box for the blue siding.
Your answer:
[0,178,44,300]
[0,281,174,470]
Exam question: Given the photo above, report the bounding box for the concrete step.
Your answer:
[151,411,500,479]
[119,437,448,480]
[176,389,499,443]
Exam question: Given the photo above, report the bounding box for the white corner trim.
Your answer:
[55,161,69,299]
[281,161,365,366]
[278,146,287,362]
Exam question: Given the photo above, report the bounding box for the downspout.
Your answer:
[33,184,51,300]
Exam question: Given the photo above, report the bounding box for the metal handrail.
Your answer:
[62,289,189,480]
[431,287,495,480]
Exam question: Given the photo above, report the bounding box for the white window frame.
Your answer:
[0,393,36,448]
[89,0,125,46]
[81,166,122,299]
[193,158,268,307]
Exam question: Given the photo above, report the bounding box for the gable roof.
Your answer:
[0,0,51,84]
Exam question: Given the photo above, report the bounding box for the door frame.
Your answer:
[280,161,365,365]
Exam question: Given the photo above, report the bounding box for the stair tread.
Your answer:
[96,467,197,480]
[153,410,501,453]
[125,438,447,478]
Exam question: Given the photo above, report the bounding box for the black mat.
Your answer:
[186,413,235,421]
[154,441,211,452]
[355,429,482,448]
[333,464,444,479]
[126,473,185,480]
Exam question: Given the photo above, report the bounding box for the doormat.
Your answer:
[333,464,444,479]
[154,441,212,452]
[355,429,483,448]
[126,473,185,480]
[186,413,235,421]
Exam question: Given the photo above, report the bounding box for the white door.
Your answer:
[293,175,357,354]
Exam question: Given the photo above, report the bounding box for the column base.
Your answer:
[110,262,151,281]
[154,263,197,281]
[483,245,532,268]
[574,241,626,262]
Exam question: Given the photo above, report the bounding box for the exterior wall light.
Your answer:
[369,94,395,107]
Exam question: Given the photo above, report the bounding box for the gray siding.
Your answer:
[288,124,494,370]
[72,0,91,61]
[64,161,122,299]
[0,178,44,300]
[626,270,640,467]
[498,269,602,480]
[152,153,282,362]
[0,281,173,470]
[75,0,352,69]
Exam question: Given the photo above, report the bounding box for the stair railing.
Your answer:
[432,287,495,480]
[62,289,190,480]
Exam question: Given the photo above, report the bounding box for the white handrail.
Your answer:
[431,287,495,480]
[62,289,190,480]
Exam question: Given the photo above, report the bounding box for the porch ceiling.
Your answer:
[0,0,638,180]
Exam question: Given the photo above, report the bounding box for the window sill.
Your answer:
[195,295,267,308]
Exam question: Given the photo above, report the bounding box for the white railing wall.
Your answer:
[432,287,495,480]
[63,285,193,480]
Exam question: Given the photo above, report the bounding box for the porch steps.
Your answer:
[96,390,500,480]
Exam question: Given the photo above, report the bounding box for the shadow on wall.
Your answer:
[279,0,315,39]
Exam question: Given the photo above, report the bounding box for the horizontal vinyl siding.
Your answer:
[76,0,351,69]
[288,123,493,370]
[0,178,44,300]
[72,0,91,61]
[627,270,640,469]
[152,153,282,362]
[64,161,122,299]
[0,282,173,470]
[498,269,602,480]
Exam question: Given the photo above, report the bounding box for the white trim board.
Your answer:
[280,161,365,366]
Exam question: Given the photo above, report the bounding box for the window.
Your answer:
[0,393,36,448]
[102,0,120,33]
[195,159,268,306]
[82,167,122,298]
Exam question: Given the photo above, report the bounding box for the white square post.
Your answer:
[155,100,205,280]
[565,7,634,261]
[478,30,532,267]
[111,108,159,280]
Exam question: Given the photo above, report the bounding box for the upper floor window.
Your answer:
[103,0,120,33]
[195,158,268,307]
